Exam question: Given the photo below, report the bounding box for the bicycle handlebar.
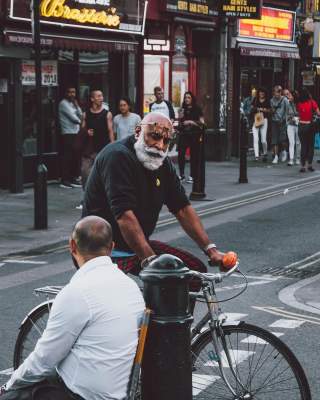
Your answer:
[190,261,240,284]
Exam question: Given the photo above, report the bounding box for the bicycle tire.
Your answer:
[191,322,311,400]
[13,301,53,369]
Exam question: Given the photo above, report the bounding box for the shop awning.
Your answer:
[3,30,139,53]
[236,40,300,60]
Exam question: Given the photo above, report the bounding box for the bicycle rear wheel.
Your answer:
[13,301,52,369]
[191,322,311,400]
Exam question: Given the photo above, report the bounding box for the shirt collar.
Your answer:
[70,256,116,283]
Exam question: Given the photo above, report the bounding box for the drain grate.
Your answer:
[256,264,320,279]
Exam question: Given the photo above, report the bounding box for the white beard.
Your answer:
[134,134,168,171]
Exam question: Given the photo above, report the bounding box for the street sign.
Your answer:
[9,0,147,35]
[239,7,295,43]
[218,0,261,19]
[165,0,218,17]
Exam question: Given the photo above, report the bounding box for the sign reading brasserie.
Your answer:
[239,7,295,42]
[219,0,261,19]
[166,0,218,17]
[10,0,146,34]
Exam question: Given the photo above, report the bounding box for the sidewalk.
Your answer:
[1,156,320,257]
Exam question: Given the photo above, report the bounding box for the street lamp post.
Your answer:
[32,0,48,229]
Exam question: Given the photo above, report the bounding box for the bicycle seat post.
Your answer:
[140,254,193,400]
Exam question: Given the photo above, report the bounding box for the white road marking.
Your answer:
[225,313,247,322]
[297,258,320,270]
[192,374,220,395]
[283,251,320,270]
[241,332,284,345]
[217,279,275,292]
[3,260,47,265]
[0,263,5,269]
[307,301,320,309]
[0,368,13,376]
[253,305,320,325]
[269,319,304,329]
[204,350,254,368]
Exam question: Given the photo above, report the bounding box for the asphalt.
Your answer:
[1,154,320,315]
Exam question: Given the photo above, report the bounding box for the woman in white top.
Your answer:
[285,89,300,166]
[113,97,141,141]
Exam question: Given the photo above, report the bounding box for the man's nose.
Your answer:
[153,139,166,151]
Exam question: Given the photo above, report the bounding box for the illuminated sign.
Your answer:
[166,0,218,17]
[239,7,295,43]
[9,0,147,34]
[219,0,261,19]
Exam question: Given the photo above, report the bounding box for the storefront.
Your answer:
[228,6,300,154]
[143,1,220,130]
[0,0,147,191]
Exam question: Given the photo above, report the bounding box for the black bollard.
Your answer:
[34,163,48,229]
[239,115,248,184]
[140,254,193,400]
[190,129,206,200]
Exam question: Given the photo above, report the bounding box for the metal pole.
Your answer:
[140,254,193,400]
[239,114,248,184]
[190,129,207,200]
[33,0,48,229]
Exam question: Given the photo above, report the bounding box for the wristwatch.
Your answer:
[203,243,217,255]
[0,384,7,395]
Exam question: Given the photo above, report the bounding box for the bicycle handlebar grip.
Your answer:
[222,252,238,270]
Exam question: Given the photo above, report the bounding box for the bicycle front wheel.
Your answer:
[13,301,53,369]
[191,322,311,400]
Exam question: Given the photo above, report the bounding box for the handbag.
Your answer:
[254,112,264,128]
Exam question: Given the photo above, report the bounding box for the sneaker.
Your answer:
[60,181,73,189]
[308,166,315,172]
[272,155,278,164]
[295,159,300,165]
[186,176,193,184]
[70,180,82,188]
[75,204,83,210]
[299,167,306,173]
[178,175,185,182]
[254,157,259,161]
[281,151,287,162]
[287,159,294,166]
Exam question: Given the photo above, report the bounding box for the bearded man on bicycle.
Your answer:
[82,112,223,283]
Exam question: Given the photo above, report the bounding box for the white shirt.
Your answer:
[6,256,145,400]
[113,113,141,141]
[150,101,170,118]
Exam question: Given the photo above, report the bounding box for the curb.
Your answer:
[279,273,320,316]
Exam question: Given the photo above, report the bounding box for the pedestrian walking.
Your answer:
[79,90,115,190]
[296,88,320,172]
[285,90,301,166]
[149,86,175,121]
[58,87,83,189]
[177,91,205,184]
[270,85,289,164]
[251,87,270,162]
[113,97,141,141]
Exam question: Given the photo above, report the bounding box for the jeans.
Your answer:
[298,124,315,166]
[287,125,300,161]
[252,119,268,158]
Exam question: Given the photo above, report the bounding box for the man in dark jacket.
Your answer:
[149,86,175,122]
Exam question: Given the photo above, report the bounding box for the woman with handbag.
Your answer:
[178,92,205,183]
[296,88,320,172]
[285,90,300,166]
[251,88,271,161]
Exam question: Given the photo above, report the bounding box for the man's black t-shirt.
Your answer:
[82,135,190,251]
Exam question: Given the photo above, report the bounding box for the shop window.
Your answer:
[172,26,188,113]
[143,55,169,115]
[79,51,109,110]
[22,58,59,156]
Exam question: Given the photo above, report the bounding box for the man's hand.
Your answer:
[206,248,224,268]
[0,384,7,396]
[88,129,94,137]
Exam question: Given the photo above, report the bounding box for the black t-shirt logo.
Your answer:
[156,178,161,187]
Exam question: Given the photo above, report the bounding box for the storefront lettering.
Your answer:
[40,0,120,27]
[176,1,209,15]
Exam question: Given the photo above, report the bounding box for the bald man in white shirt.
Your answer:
[1,216,145,400]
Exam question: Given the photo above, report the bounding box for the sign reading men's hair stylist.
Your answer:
[218,0,261,19]
[9,0,146,34]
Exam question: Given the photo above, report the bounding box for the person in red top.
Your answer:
[296,88,320,172]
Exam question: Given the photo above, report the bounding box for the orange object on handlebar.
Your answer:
[222,252,238,269]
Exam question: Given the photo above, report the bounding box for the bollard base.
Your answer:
[189,191,207,201]
[34,163,48,230]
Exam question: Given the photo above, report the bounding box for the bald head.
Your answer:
[72,216,113,257]
[140,112,173,134]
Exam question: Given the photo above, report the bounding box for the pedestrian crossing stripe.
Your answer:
[203,349,255,368]
[192,374,220,396]
[241,332,284,344]
[269,319,305,329]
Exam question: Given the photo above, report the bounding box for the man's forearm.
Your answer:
[117,211,154,260]
[176,205,210,250]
